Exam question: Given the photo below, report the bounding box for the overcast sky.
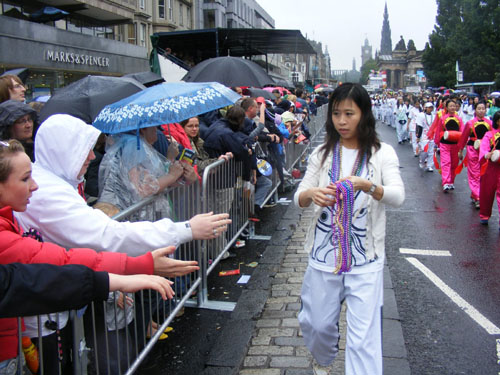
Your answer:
[259,0,438,71]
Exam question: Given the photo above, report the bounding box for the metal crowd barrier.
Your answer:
[15,108,327,375]
[283,105,327,172]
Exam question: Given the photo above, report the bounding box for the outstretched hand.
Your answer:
[189,212,232,240]
[108,274,175,300]
[151,246,199,277]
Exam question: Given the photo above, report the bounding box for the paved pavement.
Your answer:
[233,200,412,375]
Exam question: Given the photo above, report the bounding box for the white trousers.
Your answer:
[298,266,383,375]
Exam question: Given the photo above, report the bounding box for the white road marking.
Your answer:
[406,257,500,335]
[497,339,500,365]
[400,248,451,256]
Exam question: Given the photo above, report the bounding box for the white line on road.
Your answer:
[497,339,500,365]
[400,248,452,256]
[406,257,500,335]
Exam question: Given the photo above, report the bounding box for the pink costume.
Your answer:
[458,117,492,201]
[478,128,500,222]
[434,113,464,186]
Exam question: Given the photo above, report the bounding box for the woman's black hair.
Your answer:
[492,110,500,130]
[474,100,486,110]
[319,83,380,166]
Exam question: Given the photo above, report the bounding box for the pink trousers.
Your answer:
[479,161,500,221]
[440,143,459,186]
[466,145,480,201]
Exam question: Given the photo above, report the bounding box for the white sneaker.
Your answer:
[419,162,425,169]
[312,359,333,375]
[426,167,433,172]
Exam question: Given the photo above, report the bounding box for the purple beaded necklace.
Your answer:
[330,142,366,274]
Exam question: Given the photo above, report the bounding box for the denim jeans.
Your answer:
[0,357,20,375]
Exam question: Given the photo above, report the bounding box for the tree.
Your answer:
[423,0,500,88]
[359,59,379,85]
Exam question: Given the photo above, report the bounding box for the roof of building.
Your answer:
[153,28,316,63]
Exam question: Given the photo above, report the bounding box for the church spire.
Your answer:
[380,2,392,55]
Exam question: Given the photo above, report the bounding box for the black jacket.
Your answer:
[0,263,109,318]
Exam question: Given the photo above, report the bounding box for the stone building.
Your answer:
[376,3,424,90]
[0,0,195,97]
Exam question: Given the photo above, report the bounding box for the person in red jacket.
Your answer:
[457,102,492,207]
[434,99,464,192]
[0,139,199,373]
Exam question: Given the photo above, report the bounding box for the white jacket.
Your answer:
[293,142,405,261]
[16,114,192,256]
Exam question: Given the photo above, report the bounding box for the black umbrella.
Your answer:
[246,87,275,100]
[123,71,165,87]
[1,68,30,83]
[183,56,274,88]
[273,78,295,89]
[39,75,145,124]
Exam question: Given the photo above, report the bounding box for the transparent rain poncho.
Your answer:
[98,133,173,222]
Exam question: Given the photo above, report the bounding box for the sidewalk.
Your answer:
[237,202,411,375]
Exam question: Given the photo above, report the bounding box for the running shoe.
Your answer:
[426,167,434,172]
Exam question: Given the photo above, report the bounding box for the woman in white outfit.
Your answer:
[294,83,405,375]
[416,102,436,171]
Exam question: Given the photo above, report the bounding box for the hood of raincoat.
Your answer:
[0,100,37,138]
[34,114,101,184]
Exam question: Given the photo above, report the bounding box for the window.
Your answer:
[140,23,146,47]
[186,7,191,28]
[179,4,183,26]
[168,0,173,21]
[139,0,145,9]
[203,9,215,28]
[158,0,165,19]
[127,23,136,45]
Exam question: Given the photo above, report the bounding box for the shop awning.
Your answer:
[153,28,316,65]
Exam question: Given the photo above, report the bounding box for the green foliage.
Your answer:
[359,59,379,85]
[407,39,416,51]
[423,0,500,88]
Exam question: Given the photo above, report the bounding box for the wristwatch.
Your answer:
[367,183,377,196]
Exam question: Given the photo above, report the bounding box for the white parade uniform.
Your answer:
[416,111,436,170]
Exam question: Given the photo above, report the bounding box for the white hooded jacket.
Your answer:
[16,114,193,256]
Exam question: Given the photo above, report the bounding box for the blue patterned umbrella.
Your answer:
[92,81,240,134]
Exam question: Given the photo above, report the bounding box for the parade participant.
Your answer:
[416,102,436,171]
[487,97,500,119]
[294,83,404,375]
[458,102,491,208]
[478,111,500,226]
[408,99,422,156]
[434,99,464,192]
[395,97,408,144]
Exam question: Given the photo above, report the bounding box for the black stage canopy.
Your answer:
[153,28,316,65]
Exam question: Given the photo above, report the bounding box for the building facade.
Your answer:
[375,5,425,91]
[194,0,274,30]
[0,0,194,98]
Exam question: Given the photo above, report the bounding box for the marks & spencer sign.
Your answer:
[45,50,110,67]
